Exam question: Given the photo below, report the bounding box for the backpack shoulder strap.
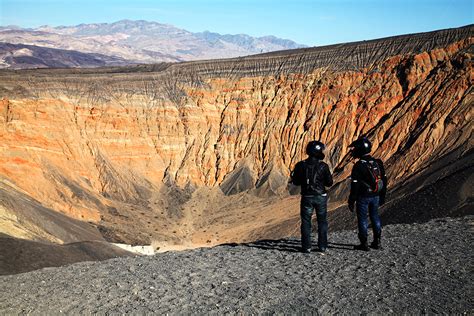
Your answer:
[303,160,309,184]
[315,160,324,177]
[368,159,381,176]
[305,160,314,185]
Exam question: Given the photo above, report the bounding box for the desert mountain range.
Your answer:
[0,20,305,68]
[0,25,472,272]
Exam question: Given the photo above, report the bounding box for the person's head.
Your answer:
[349,137,372,159]
[306,141,325,159]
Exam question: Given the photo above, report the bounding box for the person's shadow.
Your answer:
[221,239,357,253]
[327,242,357,250]
[221,239,301,253]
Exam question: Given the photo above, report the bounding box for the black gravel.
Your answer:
[1,216,473,314]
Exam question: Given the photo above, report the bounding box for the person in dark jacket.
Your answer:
[348,137,387,251]
[291,141,333,253]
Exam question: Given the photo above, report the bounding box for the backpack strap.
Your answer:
[304,160,309,185]
[358,159,373,191]
[303,160,314,183]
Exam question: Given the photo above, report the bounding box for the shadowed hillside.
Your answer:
[0,236,133,275]
[0,42,132,69]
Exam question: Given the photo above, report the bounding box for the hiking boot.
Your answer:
[301,248,312,254]
[356,235,370,251]
[370,239,381,250]
[318,247,328,253]
[370,235,382,250]
[354,243,370,251]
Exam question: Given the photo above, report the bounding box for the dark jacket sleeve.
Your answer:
[376,159,387,203]
[322,163,333,187]
[290,161,304,186]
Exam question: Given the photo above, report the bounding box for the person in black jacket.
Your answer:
[291,141,333,253]
[348,137,387,251]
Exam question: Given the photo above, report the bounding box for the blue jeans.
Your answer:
[300,195,328,250]
[356,196,382,243]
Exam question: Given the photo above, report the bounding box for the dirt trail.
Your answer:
[1,216,472,314]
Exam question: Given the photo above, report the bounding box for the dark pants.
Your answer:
[356,196,382,243]
[300,195,328,250]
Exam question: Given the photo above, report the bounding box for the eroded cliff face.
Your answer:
[0,26,472,246]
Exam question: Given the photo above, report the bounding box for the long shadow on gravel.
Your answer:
[327,242,357,250]
[221,239,357,253]
[221,239,301,253]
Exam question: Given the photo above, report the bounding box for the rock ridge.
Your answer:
[163,24,474,78]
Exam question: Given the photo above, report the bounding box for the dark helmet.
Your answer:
[349,137,372,158]
[306,141,325,158]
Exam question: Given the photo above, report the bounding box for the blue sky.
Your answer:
[0,0,472,46]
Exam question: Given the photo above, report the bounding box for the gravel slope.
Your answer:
[1,216,472,314]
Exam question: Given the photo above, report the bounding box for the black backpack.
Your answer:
[304,160,324,192]
[361,159,384,193]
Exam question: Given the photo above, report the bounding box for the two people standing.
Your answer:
[290,137,387,253]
